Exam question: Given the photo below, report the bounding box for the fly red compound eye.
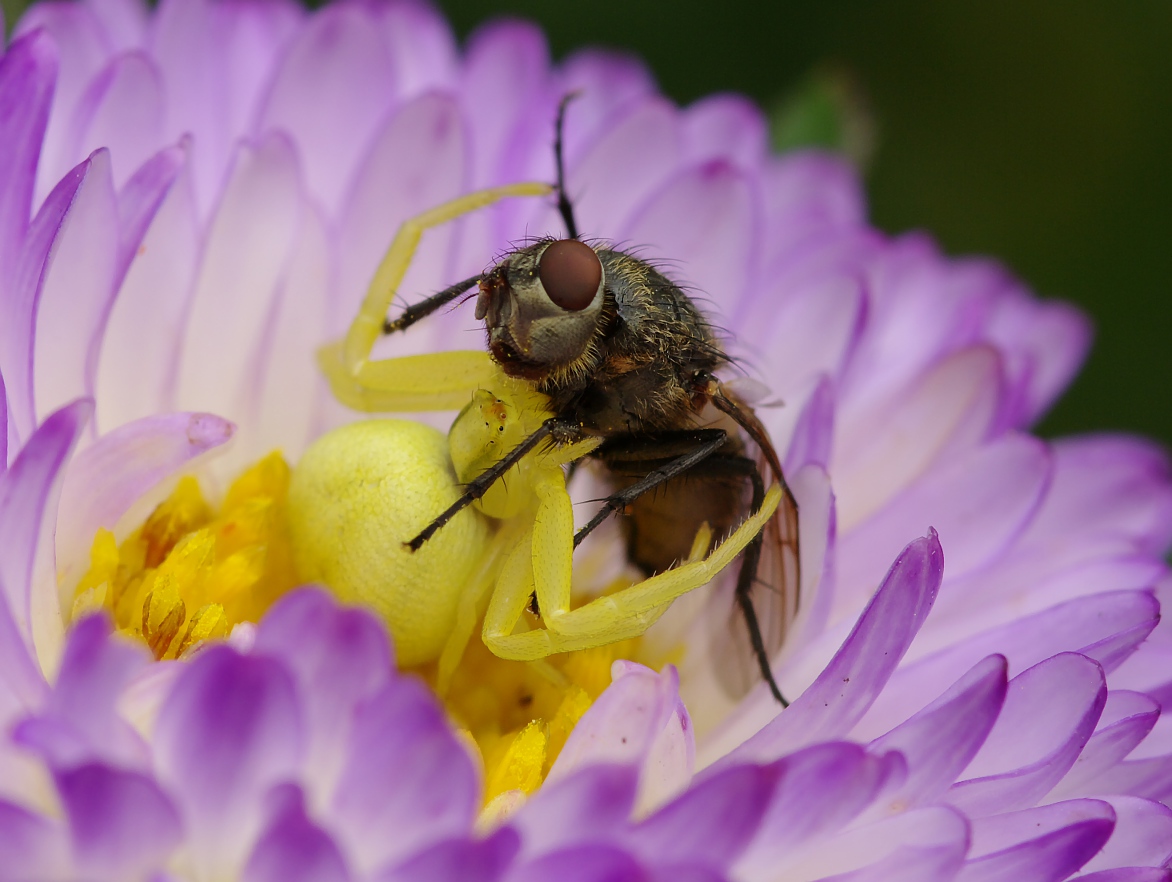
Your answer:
[538,239,601,311]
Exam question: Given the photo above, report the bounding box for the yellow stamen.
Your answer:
[73,453,298,659]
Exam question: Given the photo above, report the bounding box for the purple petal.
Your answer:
[1023,435,1172,557]
[723,530,942,762]
[985,293,1091,424]
[947,653,1105,817]
[0,30,55,293]
[56,762,181,879]
[625,764,779,870]
[373,0,459,96]
[95,145,199,430]
[681,94,766,168]
[87,0,148,50]
[556,97,680,244]
[461,20,550,187]
[3,157,87,445]
[0,399,90,689]
[1078,755,1172,803]
[335,92,467,339]
[13,3,109,201]
[1079,797,1172,874]
[865,654,1007,806]
[153,646,303,879]
[243,784,351,882]
[1049,691,1160,800]
[509,765,637,858]
[0,371,7,468]
[69,51,165,190]
[758,804,967,881]
[832,347,1005,537]
[548,663,678,782]
[783,375,836,474]
[172,133,301,434]
[837,433,1049,616]
[253,589,393,792]
[968,799,1114,859]
[509,845,645,882]
[0,798,67,879]
[250,200,331,458]
[374,830,518,882]
[732,743,906,876]
[256,2,396,214]
[114,144,186,284]
[1077,870,1172,882]
[869,590,1157,730]
[55,411,234,590]
[958,814,1113,882]
[16,614,148,769]
[762,151,866,232]
[147,0,300,212]
[618,159,756,316]
[328,677,477,874]
[33,150,120,425]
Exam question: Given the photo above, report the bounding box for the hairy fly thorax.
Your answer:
[477,240,728,435]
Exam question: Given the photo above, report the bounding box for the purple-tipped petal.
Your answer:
[336,92,466,337]
[1078,797,1172,874]
[3,158,87,444]
[328,677,477,875]
[618,160,756,316]
[0,398,90,688]
[95,146,199,430]
[114,144,186,282]
[548,663,678,783]
[958,813,1113,882]
[833,347,1005,535]
[1049,691,1161,800]
[968,799,1114,859]
[0,30,56,289]
[1078,871,1172,882]
[256,3,396,215]
[510,765,638,858]
[865,655,1007,806]
[253,589,393,793]
[725,530,942,762]
[373,0,459,96]
[509,844,645,882]
[55,411,234,590]
[33,150,120,425]
[759,804,967,881]
[56,762,182,880]
[17,614,149,769]
[837,433,1048,614]
[733,743,906,877]
[374,830,518,882]
[947,653,1105,817]
[681,94,766,168]
[13,3,108,201]
[1024,435,1172,556]
[625,763,779,870]
[870,590,1157,730]
[242,784,351,882]
[559,98,679,242]
[172,133,301,433]
[70,51,165,189]
[0,798,67,880]
[153,646,304,879]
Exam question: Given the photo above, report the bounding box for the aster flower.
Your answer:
[1,1,1172,880]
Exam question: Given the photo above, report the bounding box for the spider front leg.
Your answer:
[482,466,783,661]
[318,181,552,412]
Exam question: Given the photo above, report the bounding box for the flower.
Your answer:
[1,0,1171,879]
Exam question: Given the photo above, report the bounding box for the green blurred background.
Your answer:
[5,0,1170,448]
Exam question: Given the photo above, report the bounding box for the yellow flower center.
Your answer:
[72,452,299,659]
[71,450,645,801]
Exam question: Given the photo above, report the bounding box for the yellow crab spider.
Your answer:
[301,183,782,687]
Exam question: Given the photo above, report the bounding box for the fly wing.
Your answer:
[706,386,801,701]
